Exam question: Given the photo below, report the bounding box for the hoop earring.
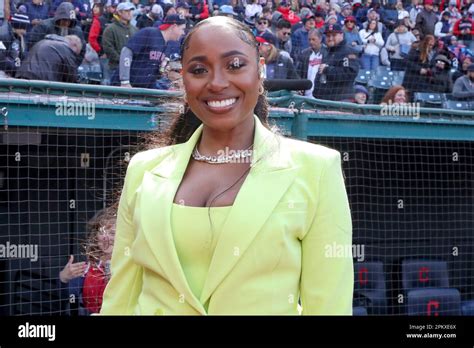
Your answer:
[258,85,265,95]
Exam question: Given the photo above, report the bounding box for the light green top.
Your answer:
[171,203,232,308]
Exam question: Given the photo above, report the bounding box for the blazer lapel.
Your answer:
[138,124,207,315]
[199,116,299,306]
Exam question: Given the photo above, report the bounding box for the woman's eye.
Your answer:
[190,67,207,74]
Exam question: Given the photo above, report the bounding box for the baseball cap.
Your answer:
[302,14,315,24]
[256,31,277,46]
[344,15,356,23]
[117,2,135,11]
[176,2,190,9]
[424,0,433,5]
[324,23,343,33]
[220,5,237,16]
[159,14,186,30]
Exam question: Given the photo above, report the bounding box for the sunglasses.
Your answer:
[281,32,291,36]
[257,21,269,25]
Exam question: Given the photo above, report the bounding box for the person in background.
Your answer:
[425,54,453,93]
[359,19,384,70]
[257,31,299,79]
[253,13,271,36]
[452,63,474,99]
[102,2,137,85]
[88,2,106,55]
[0,13,29,77]
[295,28,327,97]
[403,34,436,94]
[291,14,316,59]
[189,0,209,24]
[313,11,325,29]
[452,54,473,82]
[343,15,363,55]
[25,0,49,28]
[381,85,409,104]
[245,0,262,19]
[136,3,162,29]
[338,2,353,26]
[274,18,292,56]
[415,0,438,36]
[385,19,417,70]
[453,12,474,42]
[59,207,116,315]
[434,10,453,38]
[119,14,186,89]
[350,84,369,104]
[28,2,86,63]
[16,34,82,82]
[313,23,359,101]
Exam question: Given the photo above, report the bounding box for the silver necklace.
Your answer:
[192,143,253,164]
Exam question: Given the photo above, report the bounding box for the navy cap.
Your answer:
[324,23,343,33]
[256,31,277,46]
[159,14,186,30]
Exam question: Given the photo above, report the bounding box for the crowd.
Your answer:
[0,0,473,103]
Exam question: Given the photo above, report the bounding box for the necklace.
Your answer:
[192,143,253,164]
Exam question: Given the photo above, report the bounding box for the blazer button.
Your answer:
[154,308,165,315]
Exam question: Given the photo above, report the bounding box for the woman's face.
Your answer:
[369,20,377,30]
[394,89,406,103]
[354,92,367,104]
[97,220,116,255]
[182,22,261,132]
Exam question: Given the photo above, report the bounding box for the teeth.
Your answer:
[207,98,236,108]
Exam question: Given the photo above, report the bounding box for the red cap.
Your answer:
[424,0,433,5]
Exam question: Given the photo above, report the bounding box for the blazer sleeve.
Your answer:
[300,151,354,315]
[100,158,144,315]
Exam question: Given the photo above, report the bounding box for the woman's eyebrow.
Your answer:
[187,50,249,63]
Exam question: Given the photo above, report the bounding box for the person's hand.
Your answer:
[420,68,427,75]
[121,83,132,88]
[31,19,41,26]
[194,14,201,19]
[59,255,87,283]
[352,41,357,46]
[319,64,327,74]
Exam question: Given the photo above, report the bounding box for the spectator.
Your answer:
[385,19,417,70]
[343,16,363,55]
[381,85,409,103]
[408,0,423,26]
[426,54,453,92]
[189,0,209,23]
[291,14,316,59]
[257,31,299,79]
[350,84,369,104]
[253,13,270,36]
[381,0,398,32]
[28,2,86,63]
[313,11,325,29]
[452,62,474,99]
[136,4,161,29]
[313,23,359,101]
[102,2,137,84]
[415,0,438,37]
[275,18,292,57]
[51,0,88,21]
[396,0,410,21]
[453,13,474,42]
[295,28,327,97]
[452,54,473,81]
[362,8,385,33]
[16,34,82,82]
[0,13,29,77]
[156,52,183,90]
[88,2,107,55]
[119,14,186,88]
[337,2,353,26]
[402,34,437,93]
[359,19,385,70]
[25,0,49,27]
[435,10,453,38]
[59,207,116,315]
[219,4,238,18]
[245,0,262,19]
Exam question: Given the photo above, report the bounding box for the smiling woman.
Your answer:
[100,16,354,315]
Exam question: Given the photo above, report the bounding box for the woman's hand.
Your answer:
[420,68,428,75]
[59,255,87,283]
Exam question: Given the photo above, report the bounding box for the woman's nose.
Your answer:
[208,69,229,91]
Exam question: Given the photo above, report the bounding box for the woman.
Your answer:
[385,19,417,71]
[402,34,436,95]
[88,3,105,55]
[343,16,363,55]
[381,85,409,104]
[100,16,353,315]
[257,31,299,79]
[359,19,384,70]
[59,207,116,314]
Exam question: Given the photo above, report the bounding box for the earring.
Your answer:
[258,85,265,95]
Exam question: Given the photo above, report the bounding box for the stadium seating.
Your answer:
[406,288,461,316]
[413,92,444,108]
[353,306,368,316]
[353,262,388,314]
[402,260,450,291]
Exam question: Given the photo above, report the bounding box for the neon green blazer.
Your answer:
[100,115,353,315]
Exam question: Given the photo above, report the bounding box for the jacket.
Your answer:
[28,2,86,63]
[452,74,474,100]
[100,115,353,315]
[295,45,328,80]
[16,34,79,82]
[102,17,138,69]
[267,52,300,79]
[312,39,359,101]
[415,9,438,36]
